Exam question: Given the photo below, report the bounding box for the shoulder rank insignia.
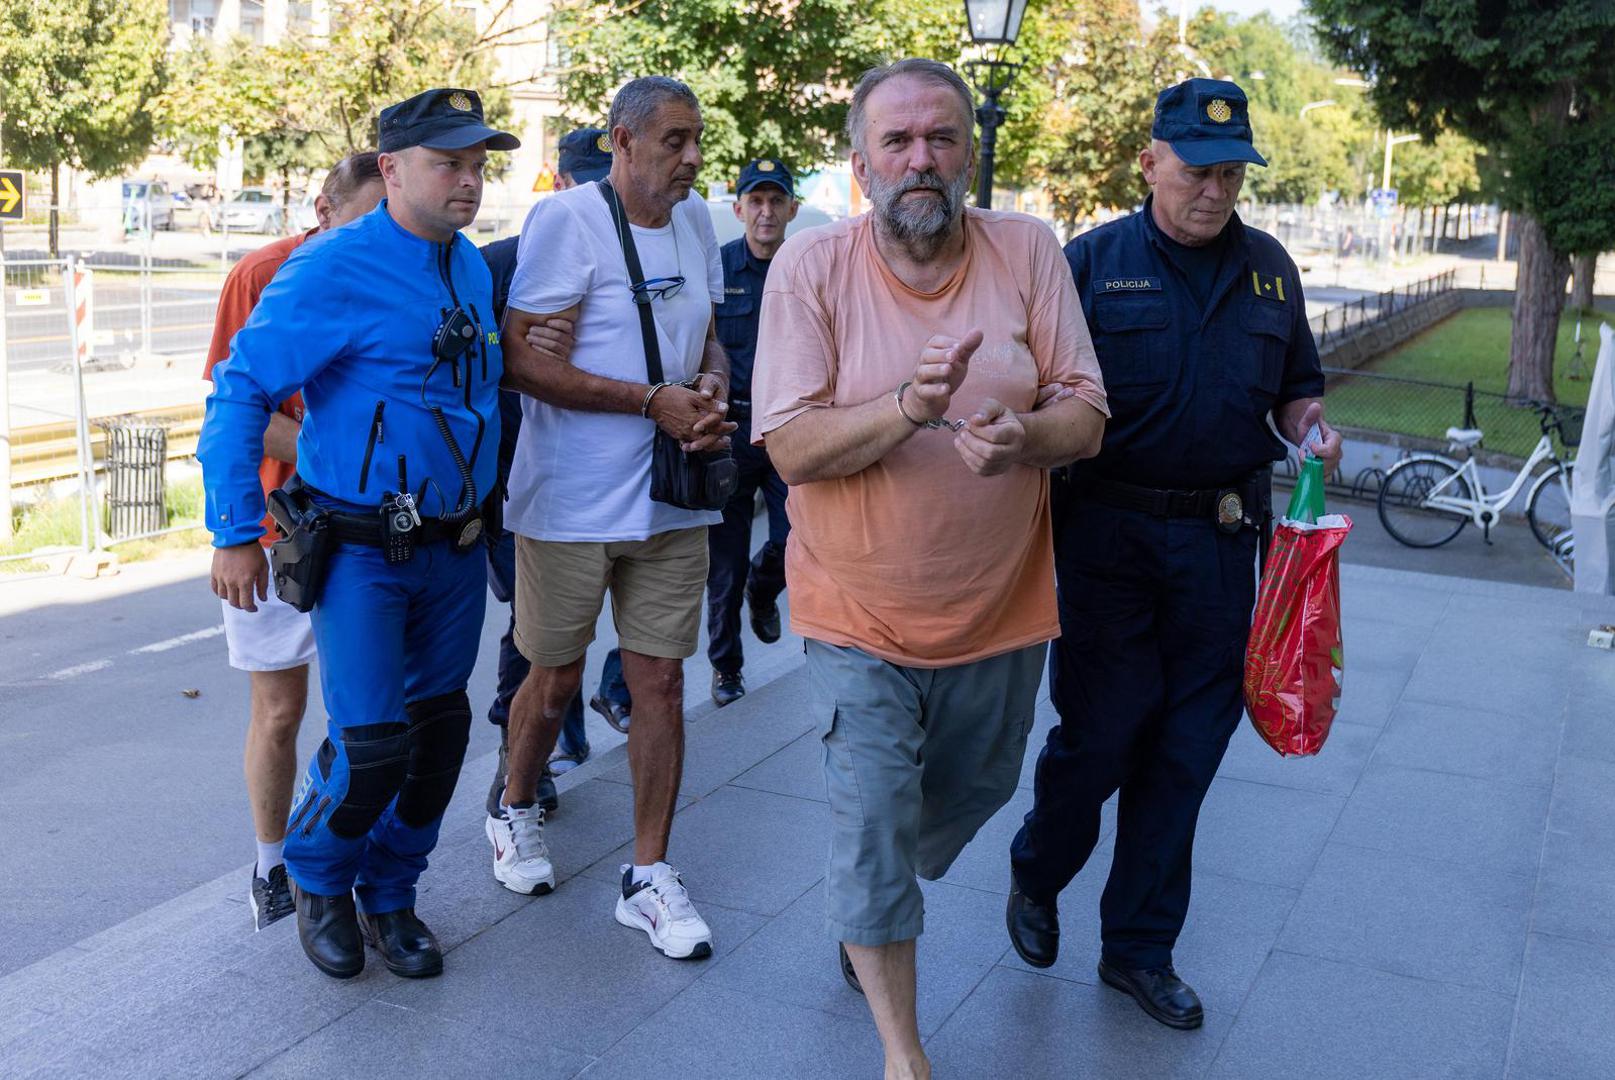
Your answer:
[1251,271,1285,302]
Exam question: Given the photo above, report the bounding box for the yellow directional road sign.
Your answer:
[0,170,24,221]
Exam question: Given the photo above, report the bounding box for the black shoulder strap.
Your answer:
[598,180,664,384]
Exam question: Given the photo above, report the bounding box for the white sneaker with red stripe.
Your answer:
[614,863,713,960]
[486,803,555,896]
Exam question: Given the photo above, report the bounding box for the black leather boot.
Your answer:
[293,883,363,979]
[1005,871,1059,968]
[358,908,444,978]
[1097,959,1204,1029]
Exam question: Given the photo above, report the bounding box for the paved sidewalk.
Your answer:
[4,562,1614,1079]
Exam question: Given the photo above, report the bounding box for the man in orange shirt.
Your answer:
[754,59,1107,1080]
[201,153,384,930]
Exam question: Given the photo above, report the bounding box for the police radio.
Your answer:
[380,489,421,564]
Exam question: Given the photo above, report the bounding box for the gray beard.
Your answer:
[869,167,970,261]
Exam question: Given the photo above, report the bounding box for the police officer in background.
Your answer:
[705,158,797,707]
[1006,79,1343,1029]
[480,127,618,822]
[203,88,517,980]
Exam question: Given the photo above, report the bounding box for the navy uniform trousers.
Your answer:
[705,417,788,677]
[1009,495,1257,970]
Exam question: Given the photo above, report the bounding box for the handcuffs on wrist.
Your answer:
[895,380,967,431]
[643,375,726,419]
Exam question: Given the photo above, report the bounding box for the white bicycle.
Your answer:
[1376,402,1576,550]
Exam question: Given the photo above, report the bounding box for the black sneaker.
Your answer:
[486,729,559,817]
[747,587,782,644]
[250,863,295,931]
[712,670,746,708]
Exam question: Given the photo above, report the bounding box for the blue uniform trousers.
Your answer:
[485,527,588,756]
[284,539,485,913]
[705,427,789,676]
[1009,497,1257,969]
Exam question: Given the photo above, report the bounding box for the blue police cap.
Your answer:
[378,88,520,154]
[736,158,795,198]
[558,128,612,183]
[1151,78,1266,168]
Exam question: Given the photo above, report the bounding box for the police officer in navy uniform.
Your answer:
[1005,79,1343,1028]
[203,88,517,980]
[705,158,797,707]
[479,127,617,819]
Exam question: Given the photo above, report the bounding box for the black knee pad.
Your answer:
[326,722,411,839]
[395,690,472,827]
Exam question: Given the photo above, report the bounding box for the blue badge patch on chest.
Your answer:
[1101,277,1162,293]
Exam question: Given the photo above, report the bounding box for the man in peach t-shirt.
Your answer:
[753,59,1107,1080]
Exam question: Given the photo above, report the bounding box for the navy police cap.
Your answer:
[378,88,520,154]
[558,128,612,183]
[736,158,795,198]
[1151,78,1267,168]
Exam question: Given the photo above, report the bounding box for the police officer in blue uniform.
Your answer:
[1005,79,1343,1028]
[705,158,797,707]
[479,127,617,819]
[203,88,518,980]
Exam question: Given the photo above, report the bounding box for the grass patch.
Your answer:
[2,476,210,572]
[1326,307,1611,460]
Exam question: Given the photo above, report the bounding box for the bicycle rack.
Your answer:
[1349,466,1387,500]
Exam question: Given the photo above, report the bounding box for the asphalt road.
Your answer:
[3,282,221,374]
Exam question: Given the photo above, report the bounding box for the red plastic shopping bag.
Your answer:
[1244,459,1352,756]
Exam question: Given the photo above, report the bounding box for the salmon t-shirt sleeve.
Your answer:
[753,236,838,442]
[1026,225,1108,418]
[201,233,306,547]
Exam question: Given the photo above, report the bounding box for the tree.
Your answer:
[547,0,962,183]
[0,0,168,255]
[990,0,1164,226]
[1308,1,1615,403]
[155,1,526,201]
[1159,9,1377,204]
[318,1,521,158]
[159,39,332,207]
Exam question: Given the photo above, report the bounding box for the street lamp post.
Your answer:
[963,0,1028,208]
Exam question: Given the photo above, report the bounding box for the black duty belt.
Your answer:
[326,509,468,548]
[1087,477,1231,519]
[1081,469,1273,536]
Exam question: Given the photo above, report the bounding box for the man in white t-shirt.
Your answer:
[489,76,733,961]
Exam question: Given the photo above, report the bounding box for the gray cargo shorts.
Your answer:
[806,639,1047,947]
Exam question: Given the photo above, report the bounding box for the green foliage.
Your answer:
[1391,131,1485,208]
[549,0,963,184]
[1308,0,1615,252]
[155,1,516,189]
[992,0,1162,223]
[0,0,169,178]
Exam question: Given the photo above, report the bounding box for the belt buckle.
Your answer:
[453,515,485,553]
[1215,490,1244,534]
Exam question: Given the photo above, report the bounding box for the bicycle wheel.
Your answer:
[1527,462,1575,552]
[1377,457,1474,547]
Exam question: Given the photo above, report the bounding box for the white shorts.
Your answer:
[221,546,317,672]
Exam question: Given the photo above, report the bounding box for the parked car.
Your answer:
[289,191,320,233]
[213,188,285,234]
[120,180,182,232]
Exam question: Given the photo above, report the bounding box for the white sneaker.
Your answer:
[486,804,556,896]
[614,863,713,960]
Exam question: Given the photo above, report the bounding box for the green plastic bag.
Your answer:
[1285,456,1327,523]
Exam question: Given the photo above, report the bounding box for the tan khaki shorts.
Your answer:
[513,527,708,667]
